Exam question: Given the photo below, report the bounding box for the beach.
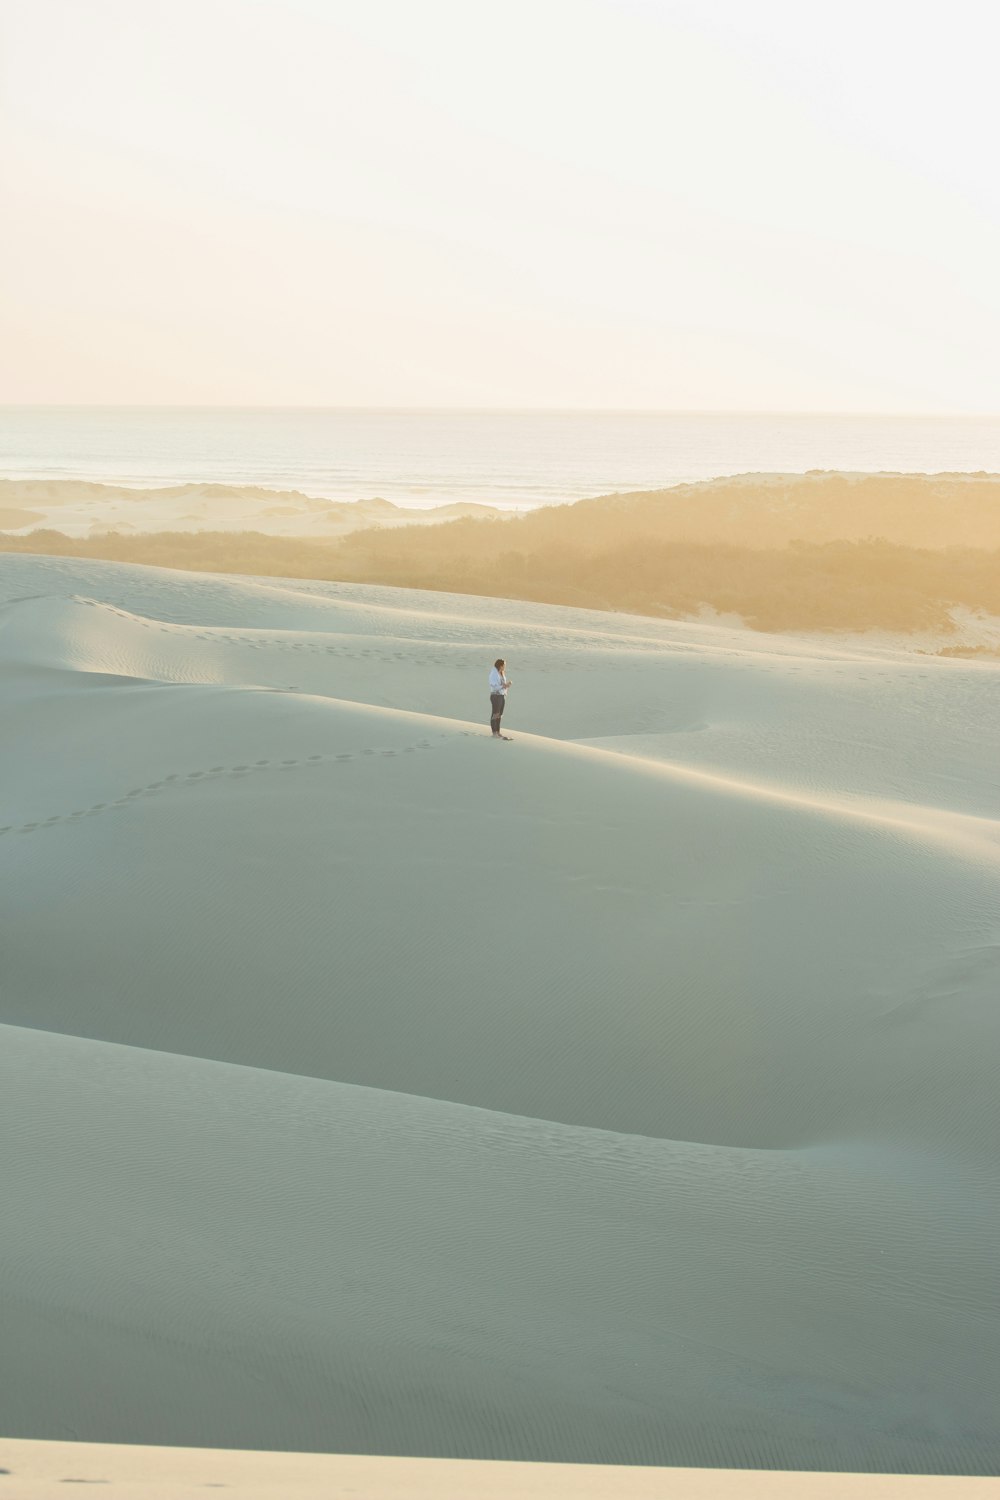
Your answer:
[2,551,998,1475]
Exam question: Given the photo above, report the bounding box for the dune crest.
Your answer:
[0,477,502,539]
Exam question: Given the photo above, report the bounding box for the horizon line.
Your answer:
[3,404,1000,418]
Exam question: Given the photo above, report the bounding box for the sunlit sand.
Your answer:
[0,477,500,538]
[2,554,998,1477]
[2,1440,996,1498]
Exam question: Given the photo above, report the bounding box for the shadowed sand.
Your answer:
[1,554,998,1475]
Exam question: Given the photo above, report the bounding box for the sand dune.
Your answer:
[7,473,1000,640]
[572,471,1000,549]
[6,470,1000,548]
[0,478,501,538]
[1,553,999,1475]
[5,1441,995,1499]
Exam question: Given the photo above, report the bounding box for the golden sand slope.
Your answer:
[564,471,1000,549]
[1,555,998,1474]
[2,1439,996,1498]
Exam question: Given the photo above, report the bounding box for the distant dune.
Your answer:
[0,477,502,539]
[5,470,999,546]
[2,553,998,1473]
[321,471,1000,631]
[5,472,999,638]
[564,471,1000,549]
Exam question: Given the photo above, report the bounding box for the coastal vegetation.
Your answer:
[4,475,999,637]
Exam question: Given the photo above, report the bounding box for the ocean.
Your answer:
[2,407,999,511]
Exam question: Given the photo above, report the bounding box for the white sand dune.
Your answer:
[0,478,502,538]
[1,553,999,1475]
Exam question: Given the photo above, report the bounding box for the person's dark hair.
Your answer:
[494,658,505,669]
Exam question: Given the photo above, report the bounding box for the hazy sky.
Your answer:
[2,0,999,409]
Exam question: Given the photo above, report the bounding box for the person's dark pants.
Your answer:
[490,692,506,735]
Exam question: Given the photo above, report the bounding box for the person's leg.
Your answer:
[489,693,512,737]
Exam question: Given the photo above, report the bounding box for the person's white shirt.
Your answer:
[489,666,510,696]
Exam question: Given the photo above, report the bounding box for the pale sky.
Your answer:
[1,0,999,410]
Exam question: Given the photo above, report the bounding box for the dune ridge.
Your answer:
[1,552,999,1474]
[6,472,1000,637]
[5,469,1000,547]
[0,477,502,539]
[569,471,1000,549]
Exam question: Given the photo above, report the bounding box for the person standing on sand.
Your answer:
[489,658,512,739]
